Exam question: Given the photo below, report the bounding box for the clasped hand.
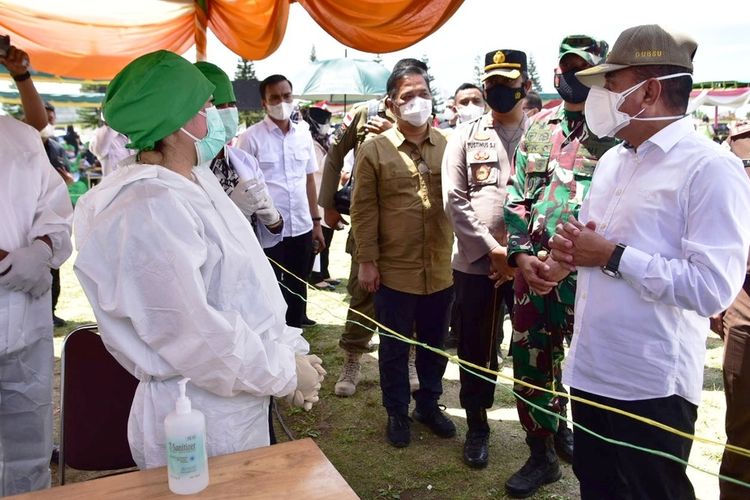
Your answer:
[286,354,326,411]
[0,240,53,298]
[549,216,616,271]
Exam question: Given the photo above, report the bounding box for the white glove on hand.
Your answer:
[286,354,325,411]
[229,179,280,226]
[0,240,53,297]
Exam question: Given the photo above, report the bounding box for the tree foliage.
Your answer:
[420,55,445,112]
[235,58,256,81]
[527,55,544,93]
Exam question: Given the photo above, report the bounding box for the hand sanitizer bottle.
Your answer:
[165,378,209,494]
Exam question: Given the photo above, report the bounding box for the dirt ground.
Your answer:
[50,234,728,499]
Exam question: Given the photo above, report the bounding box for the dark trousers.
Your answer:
[721,286,750,499]
[51,268,60,313]
[264,231,313,328]
[375,285,453,416]
[309,226,334,283]
[454,270,504,410]
[571,388,697,500]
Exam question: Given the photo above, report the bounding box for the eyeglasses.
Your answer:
[409,149,430,175]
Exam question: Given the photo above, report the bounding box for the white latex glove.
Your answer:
[304,354,327,380]
[286,354,324,411]
[230,179,280,226]
[0,240,53,297]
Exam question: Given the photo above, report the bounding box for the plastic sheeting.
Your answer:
[0,0,464,81]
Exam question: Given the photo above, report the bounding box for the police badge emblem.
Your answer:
[473,130,491,141]
[475,165,490,182]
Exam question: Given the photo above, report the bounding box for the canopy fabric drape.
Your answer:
[297,0,463,54]
[0,0,464,81]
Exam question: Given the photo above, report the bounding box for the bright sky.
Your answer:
[187,0,749,100]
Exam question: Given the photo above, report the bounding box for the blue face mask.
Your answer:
[180,106,226,165]
[217,107,239,142]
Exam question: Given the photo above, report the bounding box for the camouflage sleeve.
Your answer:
[318,106,367,208]
[350,140,380,263]
[504,137,535,265]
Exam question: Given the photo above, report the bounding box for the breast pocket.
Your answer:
[290,149,311,179]
[524,154,551,198]
[381,169,419,209]
[257,152,279,170]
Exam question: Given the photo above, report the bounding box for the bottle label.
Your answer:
[167,433,206,479]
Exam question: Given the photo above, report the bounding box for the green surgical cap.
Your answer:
[194,61,236,106]
[104,50,215,151]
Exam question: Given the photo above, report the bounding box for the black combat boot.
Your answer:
[463,408,489,468]
[505,435,561,498]
[554,418,574,463]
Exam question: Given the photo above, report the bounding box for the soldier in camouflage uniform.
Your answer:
[503,36,617,498]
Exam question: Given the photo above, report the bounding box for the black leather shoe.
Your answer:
[301,317,317,328]
[386,414,411,448]
[53,315,67,327]
[554,423,574,463]
[463,430,489,468]
[413,406,456,438]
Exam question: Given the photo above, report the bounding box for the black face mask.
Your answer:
[554,69,590,104]
[485,85,526,114]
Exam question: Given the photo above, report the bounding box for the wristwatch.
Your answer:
[601,243,626,278]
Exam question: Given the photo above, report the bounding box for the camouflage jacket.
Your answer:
[504,105,617,303]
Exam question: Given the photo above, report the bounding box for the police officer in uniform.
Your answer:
[442,49,530,469]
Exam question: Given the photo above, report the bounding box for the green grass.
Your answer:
[52,233,727,499]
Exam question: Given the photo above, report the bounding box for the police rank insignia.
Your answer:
[473,150,491,161]
[493,51,506,64]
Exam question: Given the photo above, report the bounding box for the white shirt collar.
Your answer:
[641,116,694,154]
[262,115,297,135]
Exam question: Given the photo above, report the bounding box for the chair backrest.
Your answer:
[59,324,138,484]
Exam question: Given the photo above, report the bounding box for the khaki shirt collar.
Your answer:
[388,124,442,148]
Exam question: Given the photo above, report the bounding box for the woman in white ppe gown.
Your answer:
[73,50,320,469]
[0,116,73,495]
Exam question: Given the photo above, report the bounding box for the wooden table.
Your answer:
[14,439,358,499]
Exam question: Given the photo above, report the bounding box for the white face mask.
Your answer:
[584,72,691,138]
[442,108,456,122]
[266,101,294,121]
[399,96,433,127]
[456,103,485,123]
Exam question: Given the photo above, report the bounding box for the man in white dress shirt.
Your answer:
[236,75,325,329]
[549,25,750,499]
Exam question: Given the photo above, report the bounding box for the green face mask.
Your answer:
[180,106,226,165]
[217,107,239,142]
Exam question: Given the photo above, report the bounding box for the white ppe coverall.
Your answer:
[0,116,73,495]
[73,162,307,469]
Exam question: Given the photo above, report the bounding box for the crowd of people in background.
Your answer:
[2,23,750,500]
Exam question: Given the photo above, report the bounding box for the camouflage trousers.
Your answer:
[511,271,574,437]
